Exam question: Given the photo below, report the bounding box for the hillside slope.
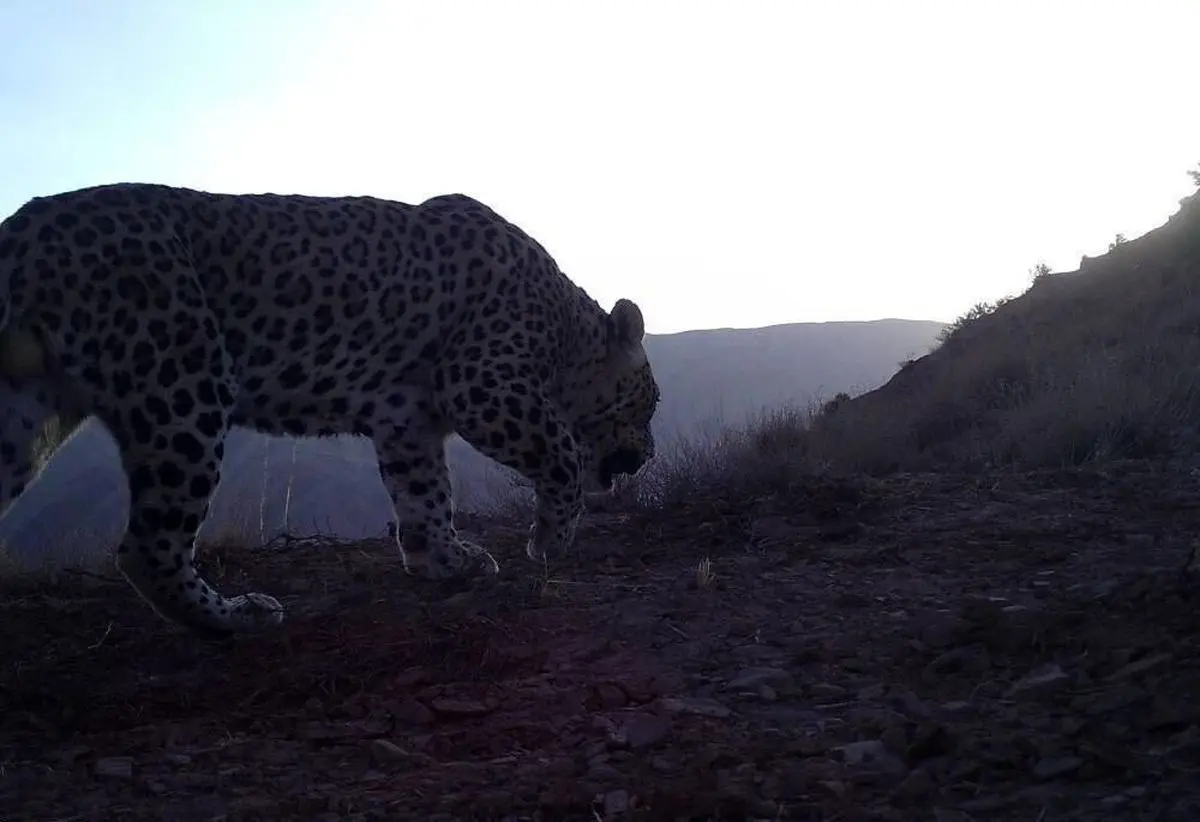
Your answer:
[812,191,1200,472]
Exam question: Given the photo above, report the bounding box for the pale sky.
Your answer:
[2,0,1198,334]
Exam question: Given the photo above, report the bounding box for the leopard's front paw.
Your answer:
[401,533,500,579]
[525,503,583,561]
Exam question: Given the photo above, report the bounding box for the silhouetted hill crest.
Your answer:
[813,191,1200,471]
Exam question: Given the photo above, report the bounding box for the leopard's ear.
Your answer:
[606,299,647,368]
[608,299,645,346]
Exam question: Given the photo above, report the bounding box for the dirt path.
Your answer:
[3,464,1200,820]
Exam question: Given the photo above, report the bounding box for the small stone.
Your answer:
[650,756,678,773]
[93,756,134,780]
[819,780,847,798]
[912,609,969,648]
[658,696,732,718]
[57,746,91,765]
[727,667,795,692]
[959,594,1010,623]
[1032,755,1083,780]
[1107,652,1173,682]
[164,753,193,767]
[624,713,671,749]
[858,683,887,700]
[429,698,493,717]
[601,711,671,749]
[881,726,908,756]
[603,789,630,815]
[887,684,936,719]
[369,740,411,762]
[1072,684,1147,715]
[393,666,433,687]
[894,768,935,800]
[940,700,973,715]
[393,698,435,726]
[833,740,907,774]
[1006,663,1070,699]
[590,683,629,710]
[924,645,990,677]
[810,682,847,699]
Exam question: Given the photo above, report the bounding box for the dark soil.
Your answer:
[3,462,1200,820]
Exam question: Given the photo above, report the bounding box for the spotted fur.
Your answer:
[0,184,659,638]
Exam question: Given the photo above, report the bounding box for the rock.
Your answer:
[589,683,629,710]
[959,594,1011,623]
[809,682,847,699]
[1032,755,1083,780]
[893,768,935,800]
[658,696,732,718]
[923,645,990,678]
[881,726,908,756]
[727,667,795,693]
[624,713,672,749]
[602,789,630,815]
[987,605,1040,652]
[819,780,847,798]
[886,683,936,719]
[911,609,969,648]
[833,740,907,775]
[1066,580,1120,601]
[598,711,671,750]
[858,682,887,700]
[56,746,92,765]
[369,740,411,763]
[932,809,972,822]
[163,752,193,767]
[393,698,435,726]
[429,698,494,717]
[940,700,974,715]
[1006,663,1070,699]
[93,756,134,780]
[1146,696,1200,730]
[907,723,954,761]
[1107,652,1173,682]
[1072,684,1148,715]
[394,666,434,687]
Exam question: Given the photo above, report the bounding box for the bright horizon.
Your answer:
[2,0,1198,334]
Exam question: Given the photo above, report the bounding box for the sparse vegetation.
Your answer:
[933,295,1014,348]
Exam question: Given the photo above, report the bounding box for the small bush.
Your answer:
[1029,262,1053,284]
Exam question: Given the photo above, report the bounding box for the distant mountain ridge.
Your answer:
[644,318,944,438]
[0,317,945,569]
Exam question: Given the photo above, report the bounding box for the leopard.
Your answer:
[0,183,660,639]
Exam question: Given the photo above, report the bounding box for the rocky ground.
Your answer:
[3,462,1200,821]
